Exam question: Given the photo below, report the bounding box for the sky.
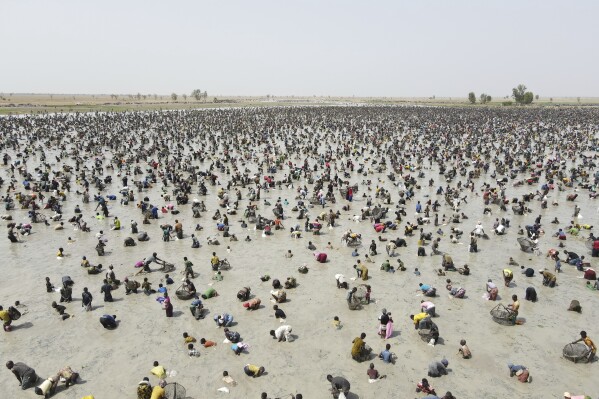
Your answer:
[1,0,598,97]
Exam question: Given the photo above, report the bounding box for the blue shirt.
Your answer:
[191,299,202,307]
[379,350,392,363]
[420,284,431,292]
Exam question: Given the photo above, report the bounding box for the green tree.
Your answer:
[512,84,534,105]
[535,94,539,100]
[182,94,187,101]
[480,93,488,104]
[191,89,202,101]
[486,95,492,103]
[550,97,553,102]
[468,92,476,104]
[171,93,178,101]
[512,84,527,104]
[523,92,534,104]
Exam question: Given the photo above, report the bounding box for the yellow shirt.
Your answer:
[150,386,165,399]
[351,337,364,356]
[184,336,196,344]
[503,269,513,278]
[211,256,220,265]
[413,312,429,325]
[247,364,260,375]
[0,310,10,322]
[150,365,166,379]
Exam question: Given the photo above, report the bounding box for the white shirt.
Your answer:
[275,325,292,339]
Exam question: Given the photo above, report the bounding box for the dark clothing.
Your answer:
[101,284,113,302]
[525,287,537,302]
[522,268,534,277]
[274,309,286,319]
[82,291,93,306]
[331,376,351,393]
[165,301,173,317]
[60,287,72,303]
[53,304,67,315]
[380,313,390,326]
[11,362,38,390]
[99,315,117,329]
[428,361,448,377]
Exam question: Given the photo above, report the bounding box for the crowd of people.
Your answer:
[1,105,598,398]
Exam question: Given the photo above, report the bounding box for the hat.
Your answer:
[564,393,571,398]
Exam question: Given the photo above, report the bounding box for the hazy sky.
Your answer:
[1,0,598,97]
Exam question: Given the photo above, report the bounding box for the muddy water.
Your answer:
[0,139,597,399]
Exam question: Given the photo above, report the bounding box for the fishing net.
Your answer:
[517,237,535,253]
[354,285,369,304]
[418,320,438,342]
[490,304,516,326]
[563,343,591,363]
[512,205,523,214]
[175,290,194,300]
[371,207,384,220]
[348,295,361,310]
[164,383,187,399]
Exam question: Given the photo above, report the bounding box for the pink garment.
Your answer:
[385,322,394,339]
